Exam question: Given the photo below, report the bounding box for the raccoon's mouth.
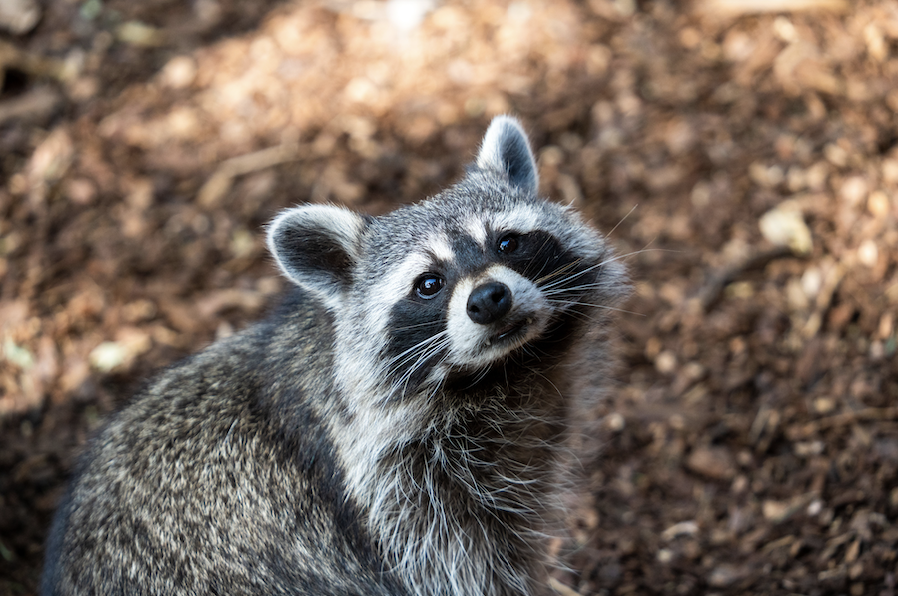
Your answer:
[486,317,532,346]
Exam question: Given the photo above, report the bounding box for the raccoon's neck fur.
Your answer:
[328,353,569,596]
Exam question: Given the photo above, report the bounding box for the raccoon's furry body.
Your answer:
[42,117,628,596]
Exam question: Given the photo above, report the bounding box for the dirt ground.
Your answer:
[1,0,897,594]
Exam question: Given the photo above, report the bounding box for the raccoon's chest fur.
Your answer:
[42,116,628,596]
[337,374,568,596]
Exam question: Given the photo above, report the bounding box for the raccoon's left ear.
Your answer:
[266,205,368,310]
[476,115,539,195]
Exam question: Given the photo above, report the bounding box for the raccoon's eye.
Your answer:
[497,233,519,254]
[415,274,444,299]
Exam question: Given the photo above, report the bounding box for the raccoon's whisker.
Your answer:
[539,247,661,293]
[415,341,453,385]
[518,344,538,361]
[407,337,451,375]
[535,260,582,286]
[546,298,644,316]
[471,363,495,386]
[522,234,561,278]
[392,320,446,332]
[540,273,620,291]
[541,283,607,296]
[536,274,583,294]
[595,246,672,268]
[521,342,555,362]
[541,284,622,299]
[538,262,603,291]
[387,331,450,369]
[393,336,452,393]
[563,309,605,325]
[605,203,638,239]
[424,371,448,403]
[528,369,563,401]
[391,357,441,396]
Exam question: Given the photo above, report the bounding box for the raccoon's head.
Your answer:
[268,116,627,401]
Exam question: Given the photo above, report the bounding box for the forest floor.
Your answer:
[1,0,897,594]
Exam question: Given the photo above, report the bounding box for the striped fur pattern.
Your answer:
[42,116,628,596]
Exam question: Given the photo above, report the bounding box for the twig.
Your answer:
[698,246,798,312]
[786,407,898,440]
[0,86,61,125]
[197,143,301,207]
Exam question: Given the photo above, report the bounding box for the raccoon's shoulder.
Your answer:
[97,287,334,440]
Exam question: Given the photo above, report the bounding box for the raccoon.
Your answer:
[42,116,628,596]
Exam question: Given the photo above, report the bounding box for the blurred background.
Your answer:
[1,0,896,594]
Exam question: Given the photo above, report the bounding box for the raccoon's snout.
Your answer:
[466,281,512,325]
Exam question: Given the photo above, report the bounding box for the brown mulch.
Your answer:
[1,0,897,594]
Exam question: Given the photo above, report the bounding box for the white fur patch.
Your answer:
[489,204,544,236]
[446,264,549,368]
[427,232,455,262]
[463,216,488,248]
[357,252,433,342]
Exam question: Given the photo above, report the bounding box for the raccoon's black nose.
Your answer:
[467,281,512,325]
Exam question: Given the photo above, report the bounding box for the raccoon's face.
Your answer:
[267,116,626,398]
[363,201,612,393]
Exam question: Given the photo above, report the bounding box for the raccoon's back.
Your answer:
[42,291,402,596]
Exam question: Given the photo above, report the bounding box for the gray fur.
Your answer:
[42,116,628,596]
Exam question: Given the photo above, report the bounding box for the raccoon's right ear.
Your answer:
[476,115,539,195]
[266,205,368,310]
